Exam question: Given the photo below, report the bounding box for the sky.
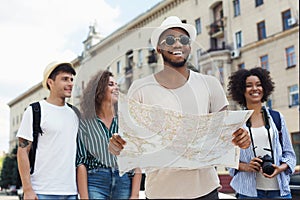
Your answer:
[0,0,163,153]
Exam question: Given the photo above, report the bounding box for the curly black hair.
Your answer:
[227,67,274,107]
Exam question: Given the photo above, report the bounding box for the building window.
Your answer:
[219,66,224,85]
[260,55,269,71]
[195,18,201,35]
[81,81,85,91]
[257,21,266,40]
[235,31,242,48]
[286,46,296,68]
[255,0,263,7]
[148,49,157,65]
[14,130,18,138]
[289,85,299,107]
[282,9,292,31]
[291,132,300,165]
[238,63,245,69]
[197,49,202,59]
[138,49,143,68]
[126,50,133,71]
[233,0,241,16]
[117,61,121,74]
[266,98,272,109]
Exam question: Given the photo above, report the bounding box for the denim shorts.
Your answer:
[87,167,131,199]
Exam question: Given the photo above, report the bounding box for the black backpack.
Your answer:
[28,102,80,174]
[269,109,283,147]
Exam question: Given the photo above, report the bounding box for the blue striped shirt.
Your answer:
[76,117,118,170]
[229,108,296,197]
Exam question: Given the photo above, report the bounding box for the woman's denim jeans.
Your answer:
[237,189,292,199]
[37,194,77,199]
[87,167,131,199]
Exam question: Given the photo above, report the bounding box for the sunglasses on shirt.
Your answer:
[160,35,191,46]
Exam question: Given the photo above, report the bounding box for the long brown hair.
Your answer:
[80,70,113,119]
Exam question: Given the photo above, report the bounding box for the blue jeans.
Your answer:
[37,194,77,199]
[87,167,131,199]
[237,189,292,199]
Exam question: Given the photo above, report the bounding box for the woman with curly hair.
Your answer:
[227,67,296,199]
[76,70,141,199]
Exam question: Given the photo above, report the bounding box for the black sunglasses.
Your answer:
[160,35,191,46]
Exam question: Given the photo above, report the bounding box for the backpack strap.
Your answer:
[29,102,43,175]
[269,109,283,147]
[66,103,81,119]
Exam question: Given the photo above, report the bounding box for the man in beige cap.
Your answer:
[109,16,251,199]
[17,61,79,199]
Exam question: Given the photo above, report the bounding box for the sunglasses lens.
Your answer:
[165,36,176,45]
[180,36,190,45]
[162,35,190,46]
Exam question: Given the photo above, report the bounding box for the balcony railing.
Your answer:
[209,19,224,37]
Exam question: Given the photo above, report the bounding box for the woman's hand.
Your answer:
[240,157,262,172]
[108,133,126,155]
[263,163,288,178]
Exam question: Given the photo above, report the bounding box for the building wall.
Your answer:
[8,0,299,160]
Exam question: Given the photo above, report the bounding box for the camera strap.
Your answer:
[246,106,274,161]
[246,119,257,157]
[261,106,274,162]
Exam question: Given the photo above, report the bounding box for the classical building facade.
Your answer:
[8,0,299,169]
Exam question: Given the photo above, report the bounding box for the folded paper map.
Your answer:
[117,93,253,173]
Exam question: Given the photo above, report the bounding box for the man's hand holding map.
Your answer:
[117,93,253,173]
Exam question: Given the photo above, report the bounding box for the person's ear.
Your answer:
[157,47,162,54]
[47,79,53,89]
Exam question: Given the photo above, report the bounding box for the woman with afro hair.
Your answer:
[227,67,296,199]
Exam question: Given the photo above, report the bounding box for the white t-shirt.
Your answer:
[251,126,280,190]
[17,100,79,195]
[128,70,228,198]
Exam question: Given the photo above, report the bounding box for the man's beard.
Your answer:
[161,50,187,68]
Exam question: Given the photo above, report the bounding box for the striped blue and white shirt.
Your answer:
[76,117,118,170]
[229,108,296,197]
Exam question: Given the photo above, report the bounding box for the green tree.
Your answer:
[0,155,14,188]
[0,155,4,170]
[0,145,21,189]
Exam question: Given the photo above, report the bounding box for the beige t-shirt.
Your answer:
[128,70,228,198]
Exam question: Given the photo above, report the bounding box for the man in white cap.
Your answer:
[17,61,79,199]
[109,16,251,199]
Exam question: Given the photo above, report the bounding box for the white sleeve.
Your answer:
[127,79,144,102]
[16,106,34,141]
[204,75,229,112]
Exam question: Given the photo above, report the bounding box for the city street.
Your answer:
[0,190,235,199]
[0,192,18,200]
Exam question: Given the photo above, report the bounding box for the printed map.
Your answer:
[117,93,253,173]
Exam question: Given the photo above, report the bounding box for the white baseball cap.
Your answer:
[151,16,196,49]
